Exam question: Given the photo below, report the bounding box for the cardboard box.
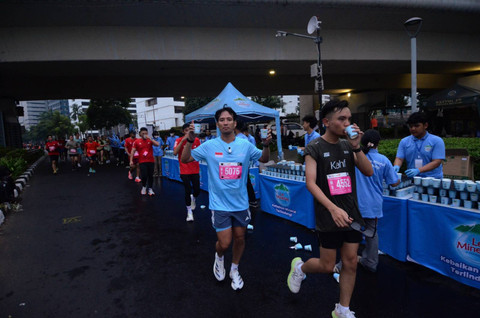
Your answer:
[443,149,474,180]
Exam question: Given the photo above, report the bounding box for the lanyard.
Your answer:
[414,135,427,158]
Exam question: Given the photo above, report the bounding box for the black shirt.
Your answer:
[305,137,364,232]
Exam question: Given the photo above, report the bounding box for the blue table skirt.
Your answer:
[259,174,315,229]
[407,199,480,289]
[378,196,409,262]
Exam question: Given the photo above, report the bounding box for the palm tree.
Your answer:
[70,103,83,121]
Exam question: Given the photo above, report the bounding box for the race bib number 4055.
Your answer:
[327,172,352,196]
[219,162,242,180]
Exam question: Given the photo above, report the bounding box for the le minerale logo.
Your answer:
[274,183,290,207]
[455,224,480,257]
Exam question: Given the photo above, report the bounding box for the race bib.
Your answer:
[134,151,139,158]
[327,172,352,196]
[143,150,149,157]
[219,162,242,180]
[49,146,55,151]
[69,148,77,154]
[89,150,96,154]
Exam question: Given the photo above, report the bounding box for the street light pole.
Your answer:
[404,17,423,113]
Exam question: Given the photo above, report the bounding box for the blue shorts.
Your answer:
[211,209,251,232]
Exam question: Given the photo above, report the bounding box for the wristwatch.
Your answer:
[352,147,362,153]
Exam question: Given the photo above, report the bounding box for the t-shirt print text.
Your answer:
[330,159,346,170]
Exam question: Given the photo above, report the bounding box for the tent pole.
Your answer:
[275,115,283,160]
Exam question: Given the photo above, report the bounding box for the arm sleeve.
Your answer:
[396,139,406,159]
[191,143,207,162]
[432,137,446,160]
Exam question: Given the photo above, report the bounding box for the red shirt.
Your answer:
[124,137,136,154]
[174,137,200,175]
[57,140,65,149]
[132,138,154,163]
[84,141,99,157]
[46,141,59,155]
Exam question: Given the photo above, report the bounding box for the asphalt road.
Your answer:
[0,158,479,318]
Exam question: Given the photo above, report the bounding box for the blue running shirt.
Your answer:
[192,137,262,211]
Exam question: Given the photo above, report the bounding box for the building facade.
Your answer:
[134,97,185,132]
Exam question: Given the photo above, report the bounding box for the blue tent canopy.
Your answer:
[185,82,283,159]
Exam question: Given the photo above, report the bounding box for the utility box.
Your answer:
[443,149,474,180]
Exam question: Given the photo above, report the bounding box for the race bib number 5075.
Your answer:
[327,172,352,196]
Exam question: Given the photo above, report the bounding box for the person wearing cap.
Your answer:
[393,112,445,179]
[333,129,400,274]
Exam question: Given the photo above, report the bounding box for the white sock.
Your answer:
[231,263,239,272]
[338,304,350,314]
[187,206,192,213]
[215,253,224,261]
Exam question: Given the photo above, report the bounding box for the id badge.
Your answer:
[219,162,242,180]
[327,172,352,196]
[415,158,423,169]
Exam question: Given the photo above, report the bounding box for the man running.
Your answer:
[125,131,141,182]
[181,106,272,290]
[84,135,102,174]
[131,127,159,196]
[286,100,373,318]
[74,133,83,168]
[65,135,80,171]
[45,135,60,174]
[174,123,201,222]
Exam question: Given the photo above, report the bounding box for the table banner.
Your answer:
[259,175,315,229]
[378,196,409,261]
[408,200,480,289]
[161,157,181,182]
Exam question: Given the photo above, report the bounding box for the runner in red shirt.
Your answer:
[84,135,102,174]
[173,123,201,222]
[131,127,160,196]
[45,135,60,174]
[125,131,141,182]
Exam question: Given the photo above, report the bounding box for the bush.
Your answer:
[0,156,27,179]
[378,137,480,180]
[0,148,44,179]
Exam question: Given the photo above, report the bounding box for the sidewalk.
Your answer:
[0,159,479,317]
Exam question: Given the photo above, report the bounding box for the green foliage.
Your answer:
[378,137,480,180]
[0,148,44,179]
[86,99,132,129]
[70,103,83,121]
[0,156,27,179]
[23,111,75,142]
[77,114,89,133]
[183,97,213,116]
[251,96,285,112]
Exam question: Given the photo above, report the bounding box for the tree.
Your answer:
[183,97,213,116]
[77,114,89,134]
[251,96,285,112]
[86,98,132,130]
[70,103,83,121]
[24,110,75,142]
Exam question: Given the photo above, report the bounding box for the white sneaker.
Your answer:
[287,257,305,293]
[186,211,194,222]
[190,194,196,210]
[230,269,244,290]
[213,254,225,281]
[148,188,155,196]
[77,163,81,168]
[332,304,356,318]
[141,187,147,195]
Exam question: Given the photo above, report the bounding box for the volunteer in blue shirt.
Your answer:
[181,106,272,291]
[205,130,215,141]
[300,115,321,151]
[166,128,179,150]
[334,129,400,274]
[152,131,164,177]
[393,112,445,179]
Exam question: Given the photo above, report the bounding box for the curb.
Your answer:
[13,155,46,199]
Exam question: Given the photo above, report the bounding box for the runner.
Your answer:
[74,133,83,168]
[152,131,164,177]
[125,131,141,182]
[181,106,272,290]
[84,135,102,174]
[130,127,159,196]
[103,136,111,164]
[96,136,105,165]
[286,100,373,318]
[65,135,80,171]
[334,129,400,274]
[57,137,66,163]
[45,135,59,174]
[173,124,201,222]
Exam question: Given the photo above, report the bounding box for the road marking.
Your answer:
[63,216,82,224]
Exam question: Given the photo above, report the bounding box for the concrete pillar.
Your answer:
[299,95,315,121]
[0,99,22,148]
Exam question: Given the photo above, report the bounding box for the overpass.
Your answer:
[1,0,480,144]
